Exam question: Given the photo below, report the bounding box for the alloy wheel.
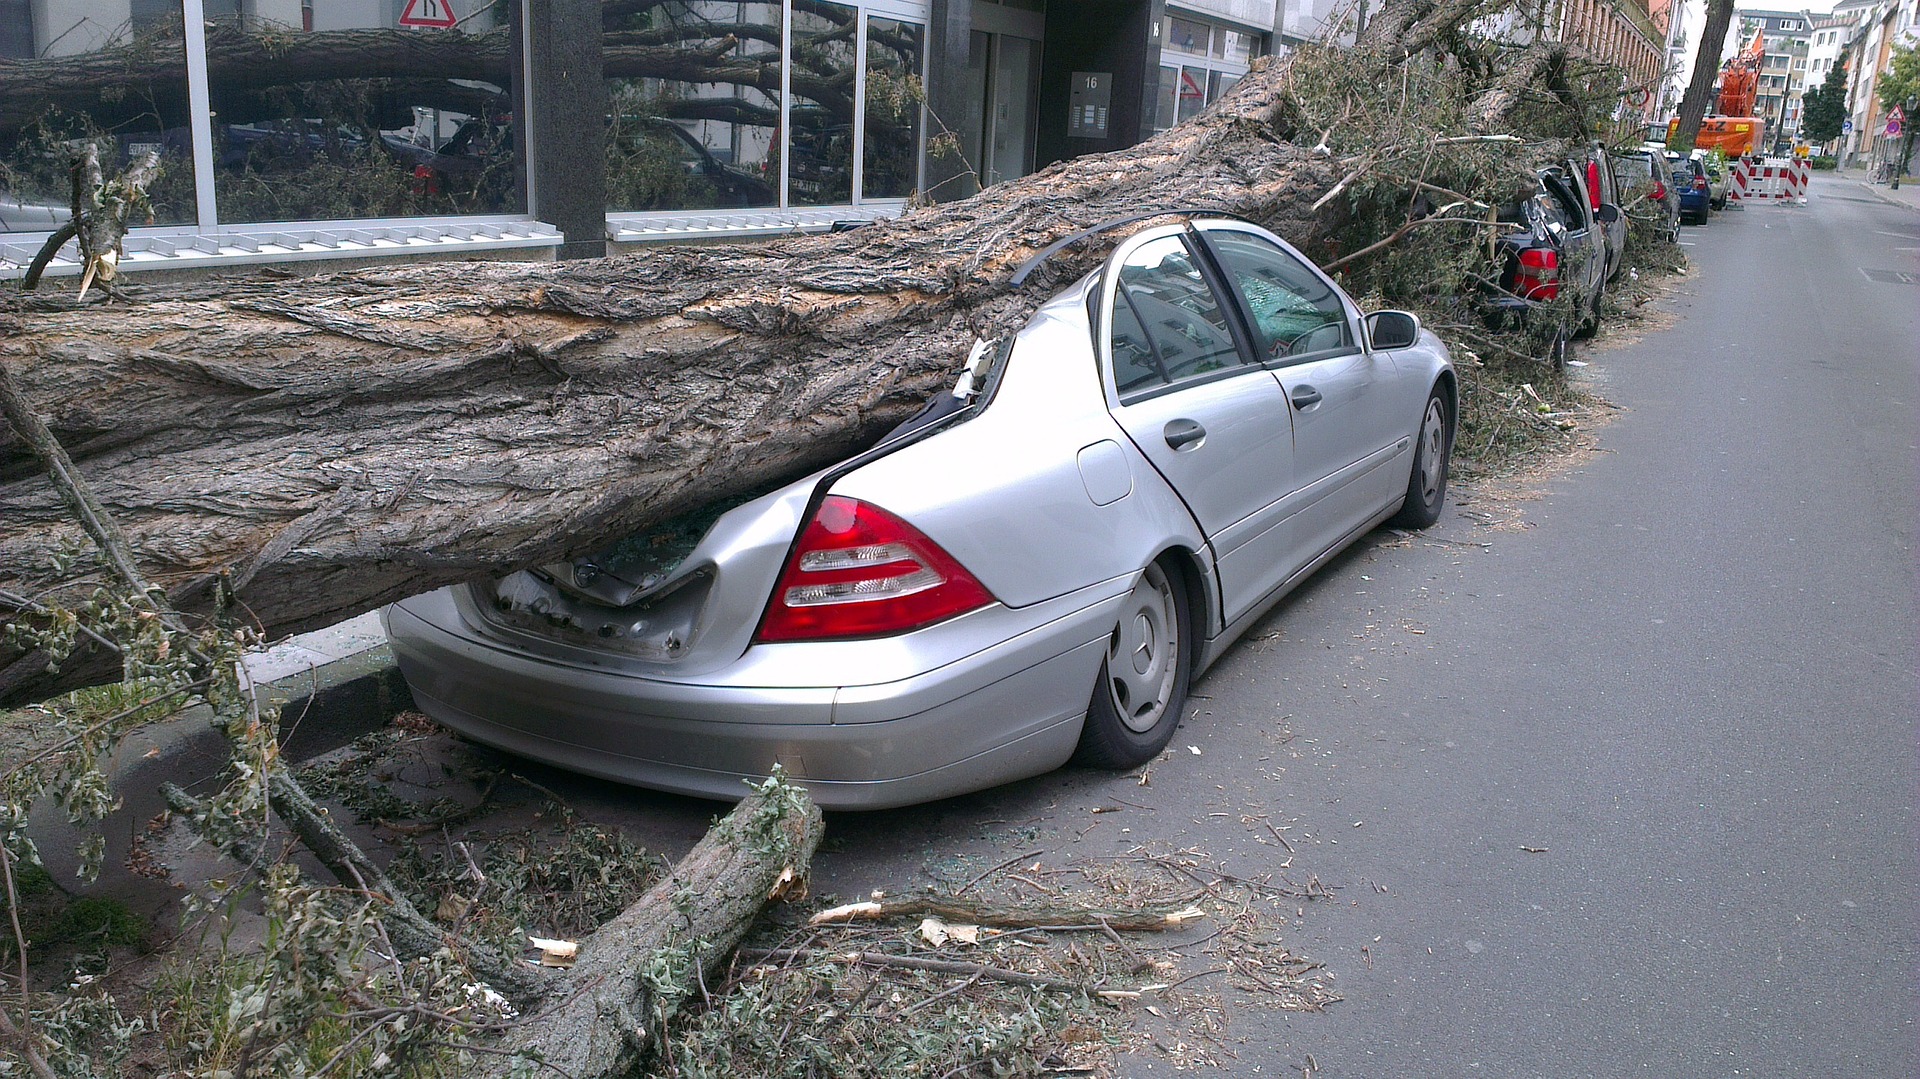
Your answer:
[1106,563,1180,734]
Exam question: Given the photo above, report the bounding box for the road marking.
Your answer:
[1859,267,1920,285]
[1678,241,1697,246]
[1874,231,1920,240]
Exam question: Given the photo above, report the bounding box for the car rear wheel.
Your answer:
[1075,560,1192,769]
[1573,287,1602,340]
[1390,387,1453,529]
[1532,321,1571,370]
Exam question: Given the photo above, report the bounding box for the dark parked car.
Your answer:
[1673,155,1712,224]
[1487,165,1610,366]
[1576,143,1628,281]
[1615,148,1681,243]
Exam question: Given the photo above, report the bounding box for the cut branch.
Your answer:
[477,776,825,1079]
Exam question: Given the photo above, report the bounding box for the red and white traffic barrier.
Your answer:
[1738,159,1810,204]
[1728,157,1752,204]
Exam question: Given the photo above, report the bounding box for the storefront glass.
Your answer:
[605,1,781,212]
[864,16,925,198]
[790,0,859,206]
[208,1,523,224]
[0,1,195,234]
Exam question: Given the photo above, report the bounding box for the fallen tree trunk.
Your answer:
[0,65,1336,700]
[0,0,1588,703]
[477,774,825,1078]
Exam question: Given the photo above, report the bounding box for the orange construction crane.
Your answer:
[1717,28,1765,118]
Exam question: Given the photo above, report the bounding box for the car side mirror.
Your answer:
[1597,203,1621,224]
[1366,310,1420,351]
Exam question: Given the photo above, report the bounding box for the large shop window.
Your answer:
[863,16,924,199]
[605,0,927,230]
[790,1,858,206]
[605,2,781,213]
[2,1,552,279]
[0,2,196,235]
[208,2,523,223]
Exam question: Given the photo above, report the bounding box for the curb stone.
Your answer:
[27,645,410,914]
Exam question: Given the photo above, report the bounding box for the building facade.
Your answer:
[1836,0,1919,168]
[0,0,1303,280]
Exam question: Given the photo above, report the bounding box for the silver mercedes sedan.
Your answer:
[384,216,1455,809]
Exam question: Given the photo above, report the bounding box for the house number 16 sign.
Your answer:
[1070,72,1112,139]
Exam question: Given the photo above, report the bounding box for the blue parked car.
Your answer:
[1674,155,1712,224]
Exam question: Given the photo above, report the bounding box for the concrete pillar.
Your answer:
[925,0,976,202]
[511,0,608,259]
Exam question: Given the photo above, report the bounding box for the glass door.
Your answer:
[965,1,1044,190]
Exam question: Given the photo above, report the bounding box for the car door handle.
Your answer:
[1290,385,1323,409]
[1163,419,1206,450]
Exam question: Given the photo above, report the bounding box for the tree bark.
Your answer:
[478,776,825,1079]
[1671,0,1736,152]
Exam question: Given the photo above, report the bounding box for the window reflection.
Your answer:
[206,3,521,224]
[0,2,194,234]
[605,1,780,213]
[790,0,857,206]
[864,16,923,199]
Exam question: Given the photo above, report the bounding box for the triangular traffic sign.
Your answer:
[399,0,458,28]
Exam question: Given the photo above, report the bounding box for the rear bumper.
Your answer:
[384,587,1122,809]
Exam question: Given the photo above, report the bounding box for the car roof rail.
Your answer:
[1009,207,1260,287]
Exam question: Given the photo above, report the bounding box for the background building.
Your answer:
[4,0,1296,277]
[1835,0,1919,168]
[1726,9,1815,151]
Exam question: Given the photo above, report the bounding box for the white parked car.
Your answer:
[385,215,1456,808]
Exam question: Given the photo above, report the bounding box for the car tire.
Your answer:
[1540,323,1572,370]
[1074,560,1192,769]
[1389,387,1454,530]
[1572,287,1602,340]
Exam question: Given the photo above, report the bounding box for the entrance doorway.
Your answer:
[963,1,1044,189]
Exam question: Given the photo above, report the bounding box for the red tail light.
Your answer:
[755,496,996,642]
[1693,176,1708,192]
[1652,180,1667,200]
[1586,161,1603,211]
[1516,248,1559,301]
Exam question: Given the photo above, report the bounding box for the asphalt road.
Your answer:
[1155,176,1917,1076]
[534,174,1917,1077]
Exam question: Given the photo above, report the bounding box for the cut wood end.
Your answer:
[527,935,577,967]
[768,864,802,901]
[1163,907,1207,925]
[808,900,883,926]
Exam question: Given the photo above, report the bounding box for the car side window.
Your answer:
[1110,235,1244,391]
[1203,230,1353,361]
[1110,291,1168,394]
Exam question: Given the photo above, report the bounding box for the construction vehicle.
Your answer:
[1661,28,1769,157]
[1667,117,1769,157]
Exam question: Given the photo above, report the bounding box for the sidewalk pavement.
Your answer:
[34,611,409,909]
[1832,167,1920,212]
